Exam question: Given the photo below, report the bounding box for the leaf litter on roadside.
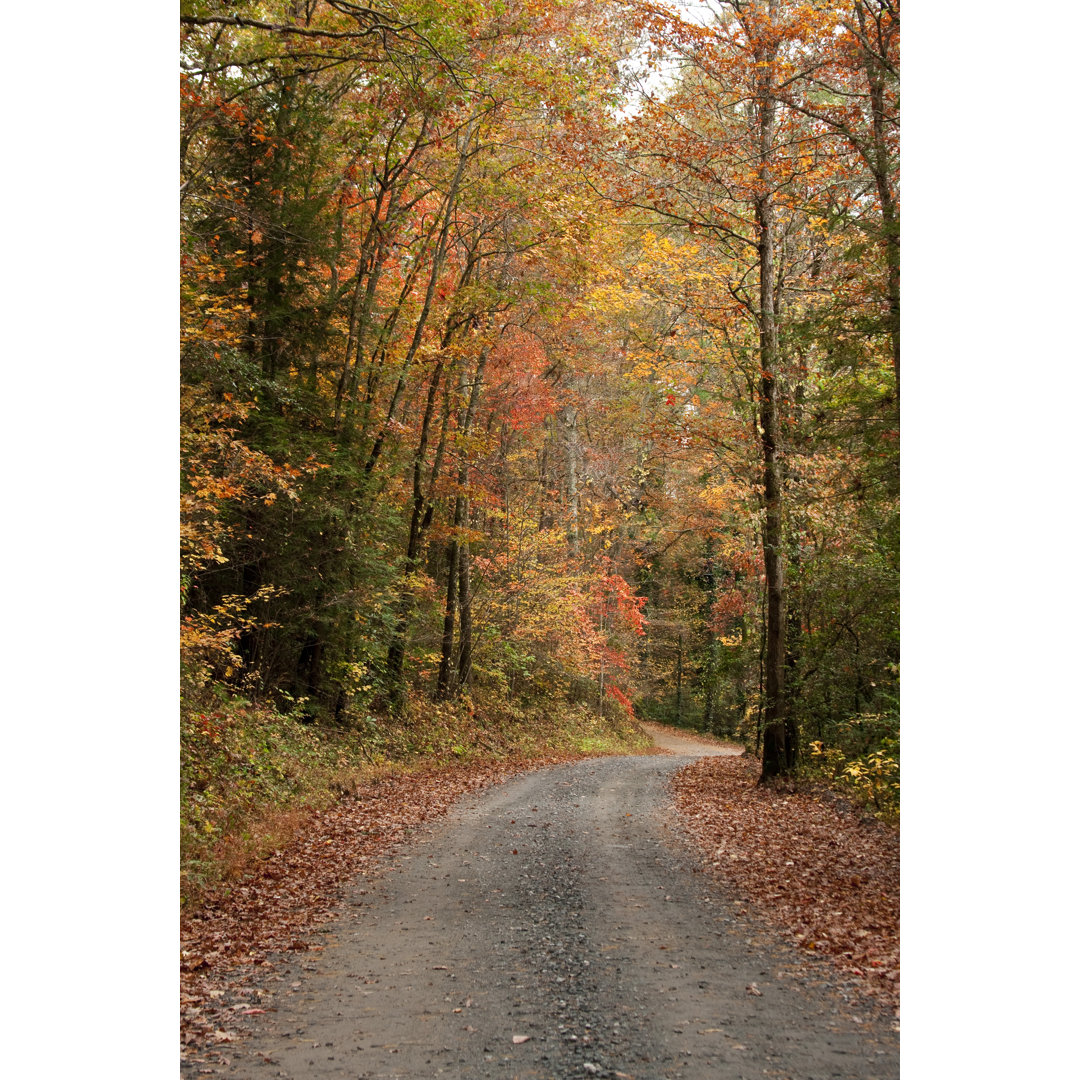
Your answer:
[671,754,899,1013]
[180,750,600,1060]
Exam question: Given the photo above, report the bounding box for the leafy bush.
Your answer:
[804,725,899,820]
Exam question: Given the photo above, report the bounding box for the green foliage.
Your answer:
[802,713,900,821]
[180,688,380,900]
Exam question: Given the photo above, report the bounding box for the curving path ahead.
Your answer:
[204,730,898,1079]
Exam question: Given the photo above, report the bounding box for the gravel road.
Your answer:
[207,739,899,1079]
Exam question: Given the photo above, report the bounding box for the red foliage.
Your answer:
[709,589,746,632]
[605,683,635,717]
[593,571,647,636]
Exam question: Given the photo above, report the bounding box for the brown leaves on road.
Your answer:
[672,754,899,1012]
[180,751,593,1061]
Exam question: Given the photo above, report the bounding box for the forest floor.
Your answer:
[668,744,900,1013]
[181,725,898,1078]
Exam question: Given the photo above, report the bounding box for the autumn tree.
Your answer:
[179,0,897,793]
[572,0,898,774]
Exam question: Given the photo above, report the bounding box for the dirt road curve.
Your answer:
[204,733,898,1079]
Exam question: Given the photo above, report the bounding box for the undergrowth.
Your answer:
[799,712,900,822]
[181,684,649,907]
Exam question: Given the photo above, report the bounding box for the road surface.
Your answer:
[204,732,898,1079]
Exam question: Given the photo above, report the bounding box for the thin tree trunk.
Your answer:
[675,631,683,725]
[436,539,461,700]
[456,531,474,691]
[702,541,717,733]
[563,406,581,556]
[756,575,766,756]
[856,0,900,388]
[365,120,477,477]
[385,355,452,702]
[784,546,802,772]
[598,605,606,719]
[333,190,386,423]
[437,348,488,698]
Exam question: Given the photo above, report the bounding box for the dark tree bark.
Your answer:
[437,348,488,698]
[364,119,476,476]
[700,539,720,734]
[385,353,452,704]
[752,0,791,781]
[456,530,475,692]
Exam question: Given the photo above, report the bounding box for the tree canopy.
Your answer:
[180,0,899,790]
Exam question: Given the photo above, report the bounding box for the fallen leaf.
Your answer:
[180,751,604,1056]
[672,755,898,1011]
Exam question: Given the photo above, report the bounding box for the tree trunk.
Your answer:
[675,631,683,725]
[754,0,790,781]
[784,556,802,772]
[856,0,900,388]
[437,348,488,698]
[598,606,606,719]
[701,542,717,733]
[385,354,451,705]
[364,120,476,477]
[563,406,582,557]
[457,533,474,692]
[436,538,460,700]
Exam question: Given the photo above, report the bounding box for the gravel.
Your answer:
[196,749,899,1079]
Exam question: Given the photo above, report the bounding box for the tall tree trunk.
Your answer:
[756,574,766,756]
[702,541,717,733]
[703,636,716,733]
[385,356,451,705]
[436,538,461,701]
[754,0,790,780]
[856,0,900,388]
[456,531,475,692]
[784,549,802,772]
[598,606,606,719]
[364,119,476,476]
[437,348,488,698]
[562,406,582,556]
[333,192,387,424]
